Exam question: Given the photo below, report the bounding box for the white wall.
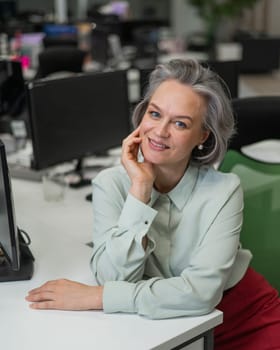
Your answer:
[170,0,203,39]
[267,0,280,35]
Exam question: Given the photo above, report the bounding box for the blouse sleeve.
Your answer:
[90,169,157,284]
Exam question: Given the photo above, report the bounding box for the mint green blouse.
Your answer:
[90,164,252,319]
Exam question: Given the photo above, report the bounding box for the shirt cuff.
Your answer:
[103,280,136,314]
[118,193,157,233]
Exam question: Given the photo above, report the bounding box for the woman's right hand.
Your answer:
[121,127,156,203]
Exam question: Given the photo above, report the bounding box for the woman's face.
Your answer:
[139,79,209,170]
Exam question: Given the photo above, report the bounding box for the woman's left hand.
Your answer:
[25,279,103,311]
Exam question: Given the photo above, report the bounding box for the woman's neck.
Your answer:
[154,163,188,193]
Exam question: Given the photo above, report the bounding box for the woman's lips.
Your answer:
[148,138,170,150]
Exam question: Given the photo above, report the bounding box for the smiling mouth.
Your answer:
[148,138,170,150]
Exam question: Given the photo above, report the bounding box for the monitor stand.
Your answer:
[68,155,108,189]
[0,231,35,282]
[68,158,92,188]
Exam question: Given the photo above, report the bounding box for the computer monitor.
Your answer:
[26,70,131,173]
[90,27,110,66]
[43,23,78,38]
[0,140,34,282]
[18,32,45,69]
[102,1,130,19]
[0,1,17,22]
[0,58,27,134]
[0,58,26,118]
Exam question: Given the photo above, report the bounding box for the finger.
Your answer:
[25,291,55,302]
[28,286,48,295]
[123,127,141,143]
[123,136,141,146]
[29,300,56,310]
[122,137,141,159]
[131,126,141,136]
[122,135,141,149]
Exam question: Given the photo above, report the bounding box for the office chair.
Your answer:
[229,96,280,150]
[201,60,240,98]
[34,47,87,79]
[219,96,280,292]
[236,36,280,73]
[138,60,240,101]
[43,36,78,49]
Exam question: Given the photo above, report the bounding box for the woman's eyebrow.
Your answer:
[148,102,194,122]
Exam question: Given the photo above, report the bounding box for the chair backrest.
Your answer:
[43,36,78,49]
[229,96,280,151]
[201,60,240,98]
[237,37,280,73]
[138,59,240,100]
[219,150,280,292]
[35,47,87,79]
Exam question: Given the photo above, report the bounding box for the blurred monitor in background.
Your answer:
[42,24,78,49]
[26,70,131,176]
[0,59,27,137]
[0,1,17,22]
[43,23,78,38]
[10,32,45,69]
[99,1,130,20]
[0,59,25,119]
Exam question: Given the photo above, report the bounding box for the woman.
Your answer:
[26,59,280,349]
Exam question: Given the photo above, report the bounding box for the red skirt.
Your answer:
[215,267,280,350]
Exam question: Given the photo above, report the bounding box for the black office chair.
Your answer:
[43,36,78,49]
[34,46,87,79]
[229,96,280,150]
[138,60,240,101]
[201,60,240,98]
[236,36,280,73]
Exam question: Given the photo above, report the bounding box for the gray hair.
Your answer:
[132,59,235,166]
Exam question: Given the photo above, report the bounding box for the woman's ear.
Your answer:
[200,130,210,144]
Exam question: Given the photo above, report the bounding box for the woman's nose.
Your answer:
[155,120,170,137]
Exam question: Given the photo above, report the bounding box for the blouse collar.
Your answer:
[149,164,199,211]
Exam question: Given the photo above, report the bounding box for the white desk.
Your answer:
[0,178,222,350]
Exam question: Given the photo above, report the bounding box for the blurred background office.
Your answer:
[1,1,280,76]
[1,0,280,152]
[0,0,280,157]
[1,1,280,70]
[1,0,280,127]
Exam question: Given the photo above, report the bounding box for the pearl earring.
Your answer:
[198,144,204,150]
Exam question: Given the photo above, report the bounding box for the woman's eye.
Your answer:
[174,120,187,129]
[150,111,160,118]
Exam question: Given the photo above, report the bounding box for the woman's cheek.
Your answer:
[139,119,154,136]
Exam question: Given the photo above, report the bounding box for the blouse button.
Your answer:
[144,220,148,225]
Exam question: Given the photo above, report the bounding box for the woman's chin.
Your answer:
[141,152,165,165]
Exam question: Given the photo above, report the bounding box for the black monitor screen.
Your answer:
[90,28,109,66]
[0,140,20,271]
[0,140,34,282]
[43,23,77,38]
[0,59,26,118]
[27,70,131,170]
[0,1,17,21]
